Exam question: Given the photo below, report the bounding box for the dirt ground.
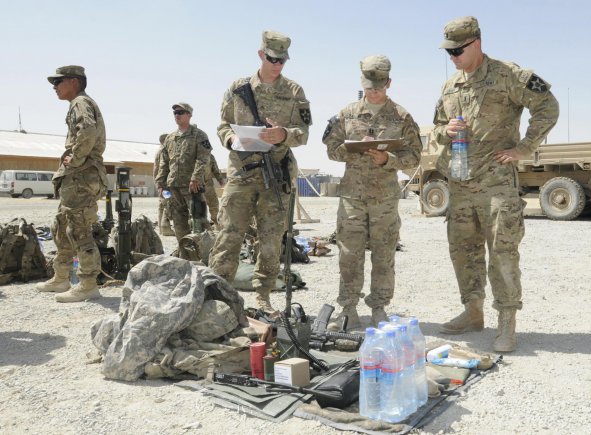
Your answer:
[0,195,590,434]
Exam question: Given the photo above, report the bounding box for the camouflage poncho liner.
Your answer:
[91,255,247,381]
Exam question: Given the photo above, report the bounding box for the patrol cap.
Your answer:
[47,65,86,84]
[261,30,291,59]
[360,55,391,89]
[440,16,481,49]
[172,102,193,114]
[159,133,168,145]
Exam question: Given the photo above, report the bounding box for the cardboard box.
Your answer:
[273,358,310,387]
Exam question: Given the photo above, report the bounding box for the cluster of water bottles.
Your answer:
[359,316,428,423]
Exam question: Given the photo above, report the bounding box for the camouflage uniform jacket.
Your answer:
[218,72,311,180]
[433,55,559,180]
[323,97,422,200]
[53,91,107,187]
[204,153,224,184]
[155,124,212,188]
[153,144,166,179]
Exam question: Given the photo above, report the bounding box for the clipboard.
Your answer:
[344,139,405,154]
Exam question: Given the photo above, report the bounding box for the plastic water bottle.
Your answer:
[407,318,428,407]
[359,327,383,420]
[162,189,172,199]
[394,325,417,417]
[450,116,468,181]
[379,330,405,423]
[69,256,79,284]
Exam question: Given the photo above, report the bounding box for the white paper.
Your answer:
[230,124,273,152]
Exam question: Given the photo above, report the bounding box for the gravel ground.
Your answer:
[0,195,590,434]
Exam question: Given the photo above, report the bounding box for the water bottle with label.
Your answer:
[379,329,405,423]
[69,256,79,285]
[450,116,469,181]
[359,327,383,420]
[407,318,428,407]
[394,324,418,417]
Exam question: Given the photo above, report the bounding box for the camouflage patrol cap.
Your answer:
[440,16,481,49]
[159,134,168,145]
[360,55,391,89]
[47,65,86,84]
[261,30,291,59]
[172,102,193,114]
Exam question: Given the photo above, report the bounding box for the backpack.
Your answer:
[0,218,48,285]
[109,214,164,256]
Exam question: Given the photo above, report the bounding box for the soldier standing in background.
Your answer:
[203,153,225,229]
[323,55,422,329]
[37,65,108,303]
[208,30,311,312]
[155,133,174,236]
[155,103,212,244]
[434,17,559,351]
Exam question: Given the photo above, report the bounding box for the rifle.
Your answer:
[190,189,208,233]
[114,167,132,279]
[233,82,288,210]
[102,190,115,233]
[309,304,364,352]
[284,191,296,315]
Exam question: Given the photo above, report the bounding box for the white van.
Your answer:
[0,170,55,198]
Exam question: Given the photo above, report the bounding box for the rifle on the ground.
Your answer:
[233,82,287,210]
[309,304,364,351]
[190,189,208,233]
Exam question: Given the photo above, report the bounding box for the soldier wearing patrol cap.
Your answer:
[155,103,212,244]
[37,65,108,303]
[433,16,559,351]
[322,55,422,330]
[208,30,312,312]
[154,133,174,236]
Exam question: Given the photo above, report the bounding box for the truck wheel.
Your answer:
[422,180,449,216]
[21,188,34,199]
[540,177,585,220]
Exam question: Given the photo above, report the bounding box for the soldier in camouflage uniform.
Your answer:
[155,103,212,244]
[434,17,559,352]
[37,65,108,303]
[208,30,311,312]
[155,133,174,236]
[323,55,422,329]
[203,153,225,229]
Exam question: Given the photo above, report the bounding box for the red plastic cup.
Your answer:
[250,342,266,379]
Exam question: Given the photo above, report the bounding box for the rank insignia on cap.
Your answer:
[300,108,312,125]
[527,74,548,92]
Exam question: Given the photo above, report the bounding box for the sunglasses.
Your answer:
[445,39,476,57]
[52,78,65,86]
[173,110,188,116]
[265,54,287,65]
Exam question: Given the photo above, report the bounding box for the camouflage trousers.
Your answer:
[209,177,286,298]
[336,196,401,309]
[447,171,525,311]
[168,186,208,242]
[204,178,220,226]
[52,169,103,281]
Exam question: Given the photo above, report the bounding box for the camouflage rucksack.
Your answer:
[0,218,48,285]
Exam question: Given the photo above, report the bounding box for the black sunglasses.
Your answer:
[445,39,476,57]
[173,110,188,116]
[52,78,65,86]
[265,54,287,65]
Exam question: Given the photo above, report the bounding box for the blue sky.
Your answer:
[2,0,589,176]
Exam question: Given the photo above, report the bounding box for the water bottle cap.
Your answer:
[162,190,172,199]
[388,315,399,322]
[398,325,407,332]
[365,327,376,335]
[385,330,396,337]
[409,318,418,326]
[378,321,389,329]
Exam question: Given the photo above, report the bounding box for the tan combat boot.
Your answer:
[328,305,361,332]
[55,279,100,303]
[493,309,517,352]
[255,294,275,313]
[440,299,484,334]
[371,307,389,327]
[36,273,70,293]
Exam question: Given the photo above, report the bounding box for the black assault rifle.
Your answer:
[233,82,287,210]
[310,304,364,351]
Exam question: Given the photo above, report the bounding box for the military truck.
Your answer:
[406,128,591,220]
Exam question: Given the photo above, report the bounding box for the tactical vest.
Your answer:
[0,219,48,285]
